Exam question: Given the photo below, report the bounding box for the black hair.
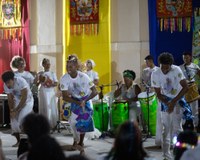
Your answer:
[42,58,50,66]
[106,121,147,160]
[158,52,174,65]
[1,71,15,83]
[123,70,136,80]
[173,130,198,160]
[144,55,153,61]
[27,135,66,160]
[22,113,50,145]
[182,51,192,57]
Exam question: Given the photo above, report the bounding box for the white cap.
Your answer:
[86,59,95,68]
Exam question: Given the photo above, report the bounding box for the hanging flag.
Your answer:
[70,0,99,35]
[0,0,22,40]
[156,0,192,32]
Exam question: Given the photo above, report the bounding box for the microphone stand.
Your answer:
[146,86,152,138]
[99,83,117,138]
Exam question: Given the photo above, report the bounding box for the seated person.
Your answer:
[114,70,141,122]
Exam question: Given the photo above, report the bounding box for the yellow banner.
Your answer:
[64,0,111,93]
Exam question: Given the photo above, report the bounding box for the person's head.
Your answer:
[182,51,192,65]
[144,55,154,68]
[158,52,174,74]
[173,130,198,160]
[1,71,15,89]
[67,55,79,76]
[22,113,50,145]
[42,58,51,71]
[123,70,136,86]
[86,59,95,71]
[107,121,147,160]
[10,56,26,72]
[27,135,66,160]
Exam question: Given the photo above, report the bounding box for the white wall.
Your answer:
[30,0,63,78]
[111,0,149,87]
[29,0,150,84]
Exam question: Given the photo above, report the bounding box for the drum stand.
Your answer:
[99,84,115,138]
[52,97,70,133]
[143,86,152,140]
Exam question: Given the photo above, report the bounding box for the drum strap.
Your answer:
[161,96,193,120]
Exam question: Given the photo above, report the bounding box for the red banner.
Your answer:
[156,0,192,18]
[70,0,99,25]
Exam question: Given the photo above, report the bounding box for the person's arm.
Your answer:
[14,88,28,112]
[167,79,189,113]
[62,90,80,106]
[154,87,168,105]
[125,84,141,102]
[114,81,122,98]
[7,93,14,111]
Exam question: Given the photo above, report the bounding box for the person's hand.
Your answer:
[167,100,176,113]
[80,100,86,107]
[10,109,18,118]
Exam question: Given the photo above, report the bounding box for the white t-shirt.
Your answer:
[179,63,200,82]
[4,76,33,103]
[142,66,159,87]
[60,71,94,99]
[15,71,34,86]
[85,70,99,81]
[151,65,185,98]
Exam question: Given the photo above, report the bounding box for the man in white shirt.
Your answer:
[2,71,33,147]
[151,52,193,160]
[60,55,98,153]
[179,51,200,131]
[142,55,161,147]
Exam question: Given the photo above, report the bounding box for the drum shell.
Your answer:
[185,82,200,103]
[111,101,129,129]
[93,102,109,132]
[138,92,158,136]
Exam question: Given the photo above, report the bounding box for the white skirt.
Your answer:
[38,87,58,128]
[11,98,33,133]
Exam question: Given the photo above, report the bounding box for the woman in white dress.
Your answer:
[38,58,58,128]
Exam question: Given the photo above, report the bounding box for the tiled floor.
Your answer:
[0,127,163,160]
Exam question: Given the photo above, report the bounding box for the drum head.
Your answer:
[138,92,155,99]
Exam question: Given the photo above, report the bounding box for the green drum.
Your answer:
[138,92,158,136]
[93,101,109,132]
[111,101,129,130]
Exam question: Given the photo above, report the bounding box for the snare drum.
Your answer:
[138,92,158,136]
[185,82,200,103]
[111,100,129,129]
[93,101,109,131]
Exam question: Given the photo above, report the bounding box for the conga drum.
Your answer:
[111,100,129,130]
[138,92,158,136]
[93,101,109,132]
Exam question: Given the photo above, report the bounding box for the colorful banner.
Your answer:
[0,0,22,40]
[156,0,192,18]
[70,0,99,35]
[192,8,200,88]
[156,0,192,32]
[64,0,111,93]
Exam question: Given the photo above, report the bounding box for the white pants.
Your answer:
[11,98,33,133]
[161,105,182,160]
[189,100,199,127]
[155,101,162,146]
[68,112,80,142]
